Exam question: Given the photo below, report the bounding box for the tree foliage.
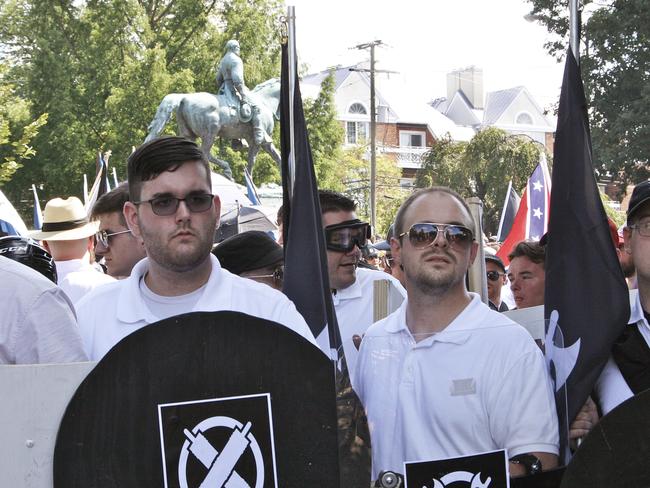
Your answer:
[0,62,47,184]
[0,0,284,216]
[416,127,543,235]
[526,0,650,189]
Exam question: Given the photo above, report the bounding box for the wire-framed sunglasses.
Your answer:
[629,221,650,237]
[399,222,474,249]
[486,270,506,282]
[324,219,371,252]
[95,229,132,248]
[133,193,214,216]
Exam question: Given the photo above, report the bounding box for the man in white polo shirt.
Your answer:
[318,190,405,376]
[76,136,315,360]
[355,187,559,480]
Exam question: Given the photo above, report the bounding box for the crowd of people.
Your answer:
[1,135,648,481]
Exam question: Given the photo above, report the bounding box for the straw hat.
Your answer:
[29,197,99,241]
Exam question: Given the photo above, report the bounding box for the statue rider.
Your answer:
[216,39,271,146]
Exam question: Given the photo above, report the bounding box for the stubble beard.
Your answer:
[140,222,216,273]
[406,255,465,297]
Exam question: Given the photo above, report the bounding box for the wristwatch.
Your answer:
[510,454,542,475]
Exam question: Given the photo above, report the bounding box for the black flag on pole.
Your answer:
[280,39,370,486]
[279,45,340,359]
[496,180,520,242]
[545,49,629,460]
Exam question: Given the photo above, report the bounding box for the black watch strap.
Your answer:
[510,454,543,475]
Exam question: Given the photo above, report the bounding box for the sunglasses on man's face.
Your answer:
[324,219,371,252]
[399,223,474,250]
[95,229,132,248]
[134,193,214,216]
[486,270,506,282]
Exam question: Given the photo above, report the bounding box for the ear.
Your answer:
[468,241,479,266]
[213,195,221,228]
[42,240,51,253]
[86,236,94,252]
[123,201,141,240]
[623,226,633,254]
[389,236,402,264]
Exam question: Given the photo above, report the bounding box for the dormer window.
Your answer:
[516,112,534,125]
[348,103,367,115]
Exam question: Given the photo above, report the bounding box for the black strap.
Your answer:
[41,218,89,232]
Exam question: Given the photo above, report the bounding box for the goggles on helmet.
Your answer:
[324,219,371,252]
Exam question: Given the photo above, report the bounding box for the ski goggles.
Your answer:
[324,219,371,252]
[399,222,474,250]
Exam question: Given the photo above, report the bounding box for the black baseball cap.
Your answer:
[484,253,506,273]
[213,230,283,275]
[627,180,650,223]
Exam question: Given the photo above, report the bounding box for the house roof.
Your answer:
[301,66,354,91]
[483,86,526,125]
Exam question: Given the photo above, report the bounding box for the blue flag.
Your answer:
[32,184,43,230]
[244,168,262,206]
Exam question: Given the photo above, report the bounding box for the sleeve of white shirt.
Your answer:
[594,356,633,415]
[16,287,88,364]
[487,347,559,457]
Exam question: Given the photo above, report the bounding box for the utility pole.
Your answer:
[350,40,396,234]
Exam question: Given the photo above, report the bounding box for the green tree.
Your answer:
[0,62,47,185]
[0,0,284,214]
[525,0,650,190]
[416,128,543,235]
[303,69,345,189]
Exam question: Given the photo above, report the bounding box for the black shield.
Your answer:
[53,311,338,487]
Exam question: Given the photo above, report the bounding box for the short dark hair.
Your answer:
[90,182,130,225]
[508,240,546,268]
[318,190,357,214]
[127,136,209,201]
[393,187,475,238]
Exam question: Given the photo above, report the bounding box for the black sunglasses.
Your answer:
[95,229,131,248]
[399,223,474,249]
[324,219,371,252]
[133,193,214,216]
[486,270,505,282]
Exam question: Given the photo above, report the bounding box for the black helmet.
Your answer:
[0,236,58,283]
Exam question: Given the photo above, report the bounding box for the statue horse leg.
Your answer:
[201,134,234,181]
[262,141,282,166]
[247,143,261,177]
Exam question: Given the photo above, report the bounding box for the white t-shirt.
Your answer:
[355,293,559,478]
[77,255,317,360]
[0,256,87,364]
[323,267,405,378]
[56,259,115,305]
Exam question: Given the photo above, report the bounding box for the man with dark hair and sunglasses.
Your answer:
[319,190,405,377]
[91,182,146,279]
[76,136,315,360]
[485,253,509,312]
[355,187,559,480]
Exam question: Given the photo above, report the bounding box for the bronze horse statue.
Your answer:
[145,78,281,180]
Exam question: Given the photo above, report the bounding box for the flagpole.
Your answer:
[286,6,297,199]
[569,0,580,63]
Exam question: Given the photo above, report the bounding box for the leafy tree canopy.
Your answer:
[416,127,543,235]
[0,0,284,217]
[526,0,649,190]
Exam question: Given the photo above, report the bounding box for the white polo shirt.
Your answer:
[56,258,115,305]
[355,293,558,478]
[325,267,406,378]
[77,255,316,360]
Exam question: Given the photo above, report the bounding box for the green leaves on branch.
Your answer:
[416,127,543,235]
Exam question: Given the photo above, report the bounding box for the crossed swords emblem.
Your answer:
[179,418,264,488]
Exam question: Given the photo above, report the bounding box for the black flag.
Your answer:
[279,45,340,357]
[280,40,370,486]
[545,50,630,460]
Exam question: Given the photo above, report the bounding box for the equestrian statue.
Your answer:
[145,40,281,180]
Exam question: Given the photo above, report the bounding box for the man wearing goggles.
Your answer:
[319,190,406,378]
[355,187,559,480]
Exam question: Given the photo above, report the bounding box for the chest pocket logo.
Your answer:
[450,378,476,396]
